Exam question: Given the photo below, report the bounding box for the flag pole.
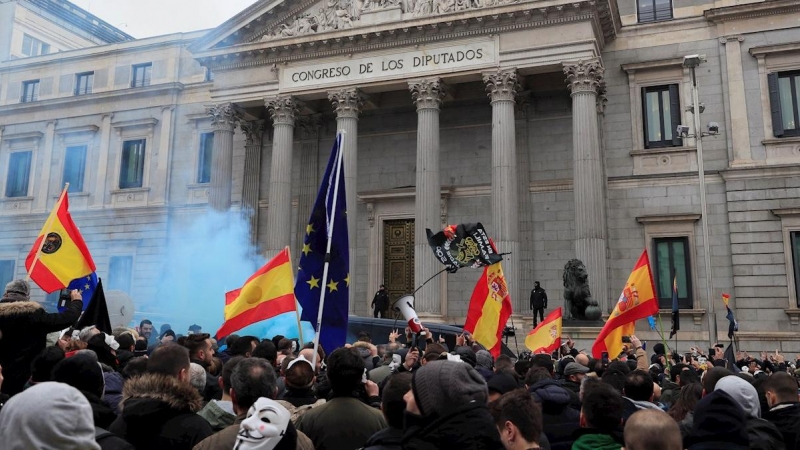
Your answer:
[311,132,345,369]
[27,183,69,282]
[656,312,672,373]
[286,246,305,345]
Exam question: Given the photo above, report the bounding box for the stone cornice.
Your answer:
[704,0,800,24]
[195,1,614,70]
[636,214,701,224]
[719,164,800,181]
[621,57,684,73]
[749,42,800,58]
[1,131,43,141]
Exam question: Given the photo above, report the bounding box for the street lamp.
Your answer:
[680,54,717,346]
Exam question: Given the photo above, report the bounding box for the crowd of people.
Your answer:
[2,278,800,450]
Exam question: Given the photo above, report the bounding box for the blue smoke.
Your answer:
[145,209,316,342]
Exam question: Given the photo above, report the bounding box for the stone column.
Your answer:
[92,114,113,208]
[720,35,753,165]
[240,120,266,245]
[207,102,239,211]
[329,88,365,313]
[153,106,174,205]
[35,120,57,212]
[264,95,300,258]
[295,115,322,263]
[409,78,446,316]
[563,60,609,313]
[484,69,521,316]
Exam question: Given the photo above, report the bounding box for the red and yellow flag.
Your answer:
[525,307,562,354]
[592,250,659,359]
[25,189,95,293]
[464,261,513,357]
[216,248,296,338]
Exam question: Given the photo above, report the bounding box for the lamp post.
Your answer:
[683,54,717,346]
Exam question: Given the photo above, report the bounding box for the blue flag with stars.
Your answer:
[295,134,349,353]
[57,272,98,312]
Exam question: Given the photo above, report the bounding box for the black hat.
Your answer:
[487,372,520,395]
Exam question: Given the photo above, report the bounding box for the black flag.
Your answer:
[75,279,112,334]
[426,223,502,272]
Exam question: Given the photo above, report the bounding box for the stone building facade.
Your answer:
[1,0,800,351]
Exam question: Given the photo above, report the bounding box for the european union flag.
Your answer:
[57,272,98,312]
[295,134,349,353]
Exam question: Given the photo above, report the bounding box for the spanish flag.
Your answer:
[25,189,95,293]
[216,247,296,338]
[525,307,562,354]
[591,250,659,359]
[464,261,513,357]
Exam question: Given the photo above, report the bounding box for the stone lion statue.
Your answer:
[563,259,601,321]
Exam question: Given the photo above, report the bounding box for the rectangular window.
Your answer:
[63,145,87,193]
[108,256,133,294]
[793,232,800,308]
[0,260,15,291]
[642,84,682,148]
[21,34,50,57]
[21,80,39,102]
[74,72,94,96]
[5,151,32,198]
[654,237,693,309]
[119,139,146,189]
[197,132,214,184]
[131,63,152,88]
[770,71,800,138]
[638,0,673,23]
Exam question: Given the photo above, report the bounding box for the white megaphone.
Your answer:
[393,295,423,334]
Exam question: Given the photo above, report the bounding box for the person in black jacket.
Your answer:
[0,279,83,396]
[108,343,213,449]
[52,351,118,429]
[364,372,412,450]
[763,372,800,450]
[182,332,222,401]
[371,285,390,318]
[530,281,547,327]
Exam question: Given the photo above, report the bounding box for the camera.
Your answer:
[57,289,72,309]
[676,125,690,137]
[707,122,720,135]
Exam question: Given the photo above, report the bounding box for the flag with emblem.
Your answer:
[57,272,98,312]
[592,250,659,359]
[216,247,296,339]
[464,261,513,357]
[524,307,563,354]
[25,187,96,293]
[722,293,738,339]
[295,133,349,354]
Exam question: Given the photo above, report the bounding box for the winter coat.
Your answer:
[0,298,83,396]
[196,399,236,431]
[363,426,404,450]
[622,397,661,422]
[296,396,387,450]
[108,373,213,450]
[660,378,681,407]
[571,428,623,450]
[764,403,800,450]
[529,379,580,450]
[402,402,504,450]
[530,287,548,309]
[369,364,392,385]
[277,398,326,425]
[103,371,125,415]
[282,386,321,408]
[562,379,582,410]
[85,391,118,429]
[679,411,694,440]
[371,289,389,310]
[192,414,314,450]
[746,417,787,450]
[96,428,136,450]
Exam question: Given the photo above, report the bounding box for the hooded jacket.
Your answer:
[571,428,624,450]
[108,373,213,450]
[363,426,405,450]
[529,379,580,450]
[764,402,800,450]
[402,402,504,450]
[715,376,786,450]
[0,298,83,396]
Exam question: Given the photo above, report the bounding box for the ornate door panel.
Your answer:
[383,219,415,313]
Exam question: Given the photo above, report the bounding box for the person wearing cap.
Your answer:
[402,359,503,449]
[563,362,590,411]
[0,279,84,396]
[278,354,326,423]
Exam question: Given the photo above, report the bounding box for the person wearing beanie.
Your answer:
[0,382,101,450]
[488,372,522,403]
[0,279,84,396]
[475,349,495,381]
[402,360,503,449]
[686,389,750,450]
[52,351,117,429]
[714,376,785,450]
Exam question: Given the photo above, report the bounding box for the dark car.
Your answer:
[347,315,517,359]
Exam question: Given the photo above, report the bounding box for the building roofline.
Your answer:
[23,0,135,42]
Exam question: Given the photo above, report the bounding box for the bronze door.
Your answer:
[383,219,415,316]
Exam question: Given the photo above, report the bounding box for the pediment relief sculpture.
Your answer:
[262,0,519,40]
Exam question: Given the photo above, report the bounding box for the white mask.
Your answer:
[234,398,290,450]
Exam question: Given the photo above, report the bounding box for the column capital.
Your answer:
[328,88,366,119]
[720,35,744,44]
[483,68,520,103]
[240,120,266,146]
[296,114,323,140]
[207,102,240,132]
[409,78,447,111]
[266,95,302,126]
[563,59,605,96]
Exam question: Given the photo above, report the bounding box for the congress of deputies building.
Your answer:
[2,0,800,351]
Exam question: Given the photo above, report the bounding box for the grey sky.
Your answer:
[69,0,257,38]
